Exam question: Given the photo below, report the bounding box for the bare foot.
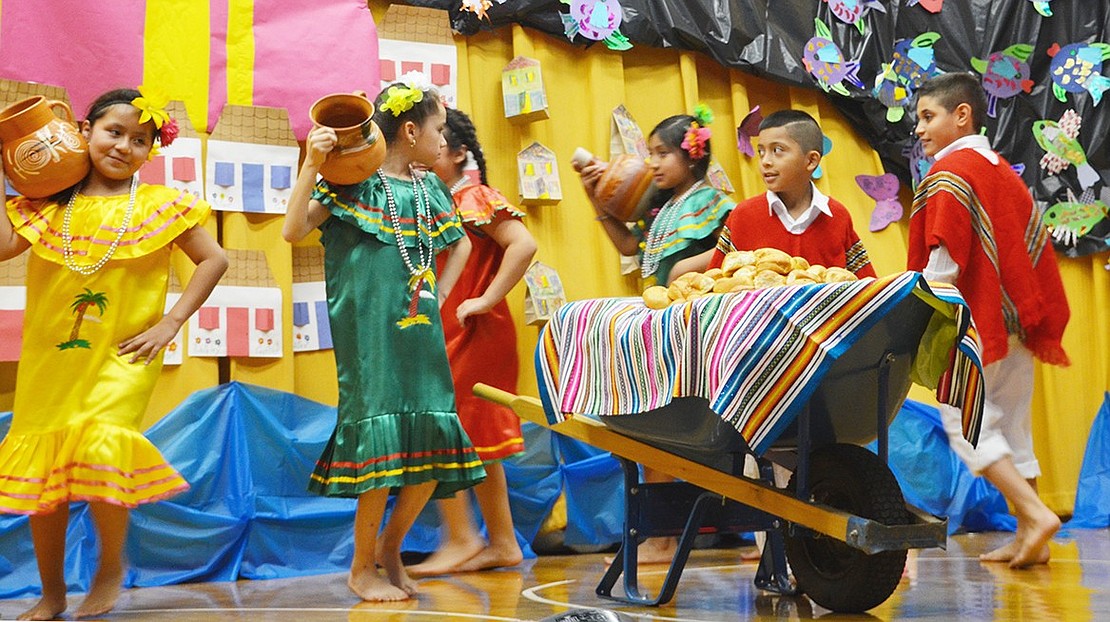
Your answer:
[457,543,524,572]
[74,566,123,619]
[17,595,66,621]
[1009,510,1059,569]
[348,568,411,602]
[980,538,1021,563]
[381,551,419,597]
[605,537,676,566]
[740,546,762,562]
[407,538,485,577]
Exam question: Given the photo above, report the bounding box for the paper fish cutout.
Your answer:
[1027,0,1053,17]
[873,33,941,123]
[872,63,913,123]
[1047,41,1110,106]
[1043,188,1109,247]
[803,18,864,96]
[812,134,834,180]
[823,0,886,35]
[857,173,904,232]
[905,0,943,13]
[569,0,623,41]
[971,44,1035,118]
[1032,109,1101,190]
[559,9,632,51]
[904,139,934,190]
[736,106,763,157]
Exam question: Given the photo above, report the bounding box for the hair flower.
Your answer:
[399,70,433,93]
[380,85,425,117]
[159,118,179,147]
[681,122,712,160]
[131,85,171,129]
[692,103,715,126]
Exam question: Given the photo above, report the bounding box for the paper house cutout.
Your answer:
[523,261,567,326]
[188,249,283,358]
[517,142,562,205]
[0,252,27,362]
[291,245,334,353]
[161,265,186,366]
[706,158,734,194]
[378,5,458,108]
[139,100,204,197]
[610,104,648,159]
[502,56,550,123]
[205,105,300,214]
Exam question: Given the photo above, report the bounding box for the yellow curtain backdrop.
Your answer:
[0,1,1105,516]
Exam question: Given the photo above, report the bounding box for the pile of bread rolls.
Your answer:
[642,247,858,309]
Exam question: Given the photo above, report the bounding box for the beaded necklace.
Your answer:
[640,180,704,278]
[378,166,437,328]
[62,176,138,276]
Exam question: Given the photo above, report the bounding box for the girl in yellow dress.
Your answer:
[0,88,227,621]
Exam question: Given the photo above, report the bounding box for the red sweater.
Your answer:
[708,194,877,277]
[907,149,1069,366]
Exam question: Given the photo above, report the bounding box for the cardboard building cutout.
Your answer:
[291,245,334,353]
[205,105,299,214]
[189,249,283,358]
[378,5,458,108]
[139,100,203,196]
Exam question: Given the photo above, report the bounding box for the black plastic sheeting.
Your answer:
[408,0,1110,255]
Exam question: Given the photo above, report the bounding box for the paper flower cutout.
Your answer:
[906,0,943,13]
[1033,109,1101,190]
[823,0,886,35]
[802,18,863,96]
[857,173,904,232]
[1047,41,1110,106]
[972,44,1034,118]
[569,0,623,41]
[1043,188,1109,247]
[736,106,763,157]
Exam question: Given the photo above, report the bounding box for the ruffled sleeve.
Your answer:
[632,186,734,262]
[12,184,210,266]
[454,184,525,226]
[314,172,465,251]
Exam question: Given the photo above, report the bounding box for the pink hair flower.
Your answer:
[159,118,179,147]
[681,123,711,160]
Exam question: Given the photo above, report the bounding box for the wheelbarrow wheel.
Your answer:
[784,443,909,613]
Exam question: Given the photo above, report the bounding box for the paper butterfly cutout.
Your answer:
[736,106,763,158]
[1032,109,1101,190]
[857,173,904,232]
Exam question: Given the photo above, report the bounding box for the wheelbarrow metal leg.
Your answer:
[754,457,797,595]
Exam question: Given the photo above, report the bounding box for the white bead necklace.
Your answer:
[62,176,138,276]
[640,180,704,278]
[448,175,470,195]
[378,166,433,278]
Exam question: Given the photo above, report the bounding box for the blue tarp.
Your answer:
[1066,392,1110,530]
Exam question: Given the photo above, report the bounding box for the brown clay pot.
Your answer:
[309,93,387,185]
[0,96,89,198]
[595,154,655,222]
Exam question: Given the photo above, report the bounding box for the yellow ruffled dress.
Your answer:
[0,184,209,514]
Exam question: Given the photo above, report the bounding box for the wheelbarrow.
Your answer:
[475,273,984,613]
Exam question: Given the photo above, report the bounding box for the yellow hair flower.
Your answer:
[132,85,171,129]
[380,85,424,117]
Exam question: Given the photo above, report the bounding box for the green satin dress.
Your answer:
[307,172,486,499]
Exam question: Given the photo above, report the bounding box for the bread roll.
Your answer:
[712,276,743,293]
[806,264,827,280]
[721,250,757,276]
[786,269,819,286]
[823,267,858,283]
[703,268,724,280]
[790,256,811,271]
[643,286,671,309]
[688,273,716,294]
[754,269,786,288]
[754,248,793,274]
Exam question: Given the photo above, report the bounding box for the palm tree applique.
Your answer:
[57,288,109,350]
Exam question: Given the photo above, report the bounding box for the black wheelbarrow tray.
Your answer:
[475,272,986,614]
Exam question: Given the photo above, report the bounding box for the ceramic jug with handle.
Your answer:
[0,95,90,198]
[309,93,387,185]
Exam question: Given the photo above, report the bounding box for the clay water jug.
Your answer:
[595,154,656,222]
[309,93,387,185]
[0,96,89,198]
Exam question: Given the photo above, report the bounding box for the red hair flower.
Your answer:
[159,118,179,147]
[681,122,711,160]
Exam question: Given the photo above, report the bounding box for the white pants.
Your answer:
[938,338,1040,478]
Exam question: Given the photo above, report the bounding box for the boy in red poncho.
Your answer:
[910,72,1068,569]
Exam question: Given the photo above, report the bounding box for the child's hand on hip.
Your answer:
[118,316,183,365]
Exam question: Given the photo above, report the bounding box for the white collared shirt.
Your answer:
[766,183,832,235]
[933,133,999,165]
[924,134,999,282]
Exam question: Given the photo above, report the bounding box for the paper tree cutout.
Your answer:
[972,44,1034,118]
[803,18,863,96]
[1027,0,1054,17]
[502,56,550,123]
[291,246,333,353]
[378,5,459,108]
[517,142,562,204]
[736,106,763,157]
[823,0,886,35]
[906,0,943,13]
[1047,41,1110,106]
[189,249,283,359]
[857,173,904,232]
[1033,109,1101,190]
[206,106,299,214]
[523,261,566,325]
[1043,188,1109,247]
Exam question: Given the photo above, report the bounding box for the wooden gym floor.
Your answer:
[1,529,1107,621]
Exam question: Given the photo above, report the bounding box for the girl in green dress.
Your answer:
[283,77,485,602]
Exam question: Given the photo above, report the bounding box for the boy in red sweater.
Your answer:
[675,109,876,277]
[910,72,1067,568]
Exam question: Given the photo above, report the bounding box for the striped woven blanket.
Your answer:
[535,272,984,455]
